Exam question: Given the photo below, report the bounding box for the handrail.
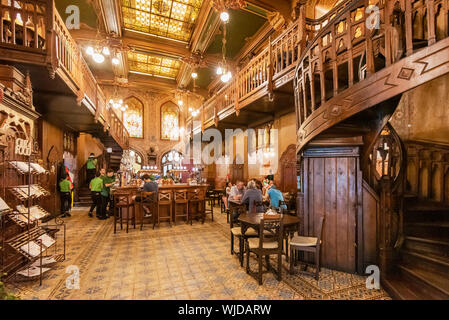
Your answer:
[295,0,449,151]
[199,0,355,129]
[0,0,129,150]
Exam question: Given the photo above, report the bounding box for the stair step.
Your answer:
[382,275,424,300]
[405,221,449,238]
[404,236,449,257]
[401,249,449,277]
[398,265,449,299]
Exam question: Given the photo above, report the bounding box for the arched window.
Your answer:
[124,97,143,138]
[161,101,179,141]
[127,149,143,173]
[161,150,184,177]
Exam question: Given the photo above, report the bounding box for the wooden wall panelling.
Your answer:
[302,146,361,273]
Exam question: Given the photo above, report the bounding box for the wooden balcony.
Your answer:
[194,0,354,133]
[0,0,129,149]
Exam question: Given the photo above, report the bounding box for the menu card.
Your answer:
[30,163,47,174]
[0,197,10,211]
[17,266,50,277]
[20,241,43,257]
[37,234,55,248]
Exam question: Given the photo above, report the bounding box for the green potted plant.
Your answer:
[0,273,18,300]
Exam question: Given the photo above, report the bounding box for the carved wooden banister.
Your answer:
[295,0,449,152]
[198,0,355,129]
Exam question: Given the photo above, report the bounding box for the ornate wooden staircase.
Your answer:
[191,0,449,299]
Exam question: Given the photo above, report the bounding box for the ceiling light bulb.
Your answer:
[109,99,114,104]
[120,106,126,112]
[102,47,110,56]
[112,57,120,65]
[191,72,198,79]
[220,11,229,22]
[178,100,183,106]
[188,107,193,112]
[119,99,123,104]
[93,53,105,63]
[216,66,223,75]
[86,46,94,55]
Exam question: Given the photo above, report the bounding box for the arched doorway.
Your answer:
[161,150,184,177]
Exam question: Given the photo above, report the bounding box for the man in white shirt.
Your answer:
[229,180,246,201]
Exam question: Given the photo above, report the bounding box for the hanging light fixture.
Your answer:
[92,51,105,64]
[220,11,230,23]
[112,56,120,65]
[107,86,127,111]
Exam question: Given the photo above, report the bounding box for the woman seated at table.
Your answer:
[222,182,232,210]
[241,180,265,213]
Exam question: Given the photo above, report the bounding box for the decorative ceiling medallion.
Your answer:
[153,0,170,13]
[180,50,207,69]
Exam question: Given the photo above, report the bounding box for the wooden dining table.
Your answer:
[238,212,300,259]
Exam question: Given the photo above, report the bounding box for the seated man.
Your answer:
[266,184,287,211]
[134,174,158,217]
[241,180,264,213]
[229,180,246,201]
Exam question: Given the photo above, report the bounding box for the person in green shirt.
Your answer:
[86,153,97,185]
[88,172,104,219]
[101,169,116,218]
[59,175,72,218]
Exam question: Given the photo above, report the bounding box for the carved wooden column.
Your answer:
[427,0,437,45]
[405,0,414,56]
[378,175,395,277]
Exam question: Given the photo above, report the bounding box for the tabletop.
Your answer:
[238,213,300,227]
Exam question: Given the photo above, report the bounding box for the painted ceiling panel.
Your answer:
[128,51,181,78]
[121,0,203,42]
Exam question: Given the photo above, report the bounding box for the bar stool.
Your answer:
[113,192,136,234]
[173,189,189,224]
[139,191,157,230]
[188,188,204,225]
[158,190,172,227]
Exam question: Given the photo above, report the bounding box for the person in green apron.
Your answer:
[101,169,116,218]
[89,172,104,219]
[86,153,97,185]
[59,175,72,217]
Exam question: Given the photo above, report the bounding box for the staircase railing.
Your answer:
[295,0,449,151]
[197,0,355,132]
[0,0,129,149]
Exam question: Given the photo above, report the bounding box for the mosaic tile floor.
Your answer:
[8,207,390,300]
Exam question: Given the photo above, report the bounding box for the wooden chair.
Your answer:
[252,200,265,213]
[230,205,258,267]
[139,191,157,230]
[246,215,284,285]
[173,189,188,224]
[157,190,172,227]
[278,200,288,214]
[113,192,136,234]
[188,188,204,224]
[203,189,213,222]
[289,216,325,280]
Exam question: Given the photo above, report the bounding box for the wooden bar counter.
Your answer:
[111,184,209,227]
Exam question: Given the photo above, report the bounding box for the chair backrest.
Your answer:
[316,216,325,246]
[230,204,246,224]
[114,192,131,207]
[174,190,188,201]
[158,190,172,202]
[259,215,283,250]
[252,200,264,213]
[141,191,156,203]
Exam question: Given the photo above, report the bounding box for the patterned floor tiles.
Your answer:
[7,206,390,300]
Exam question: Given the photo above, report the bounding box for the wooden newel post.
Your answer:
[378,175,395,277]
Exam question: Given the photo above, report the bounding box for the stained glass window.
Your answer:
[127,51,181,79]
[161,150,184,176]
[161,102,179,140]
[121,0,204,42]
[124,97,144,138]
